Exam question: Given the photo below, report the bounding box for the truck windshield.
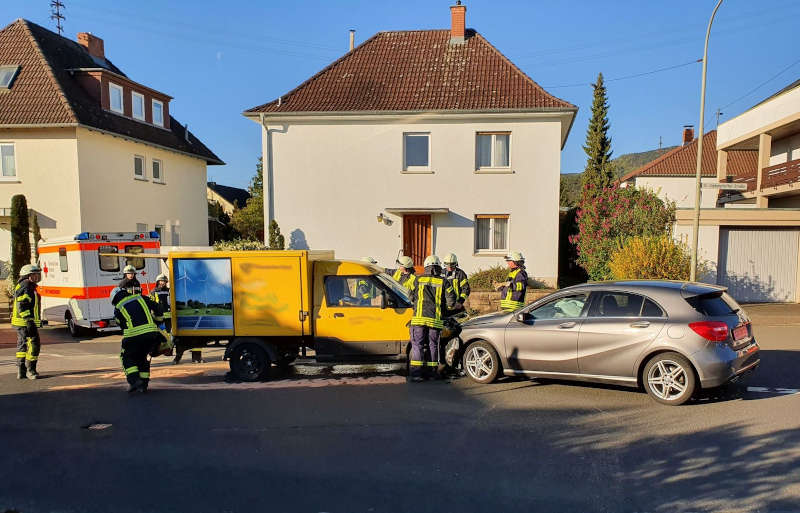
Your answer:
[376,273,412,305]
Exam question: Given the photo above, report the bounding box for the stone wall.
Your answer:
[466,289,556,314]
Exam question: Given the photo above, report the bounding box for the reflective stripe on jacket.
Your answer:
[114,294,162,338]
[150,287,171,318]
[500,267,527,311]
[393,269,417,291]
[12,279,41,328]
[409,272,457,329]
[446,267,470,302]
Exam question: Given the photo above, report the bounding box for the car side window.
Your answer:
[529,293,589,320]
[324,276,381,307]
[641,298,665,317]
[588,292,646,318]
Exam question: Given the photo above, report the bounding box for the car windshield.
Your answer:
[376,273,412,305]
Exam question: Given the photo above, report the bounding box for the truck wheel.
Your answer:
[229,343,271,382]
[66,314,81,338]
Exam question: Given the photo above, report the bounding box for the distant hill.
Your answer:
[560,146,678,207]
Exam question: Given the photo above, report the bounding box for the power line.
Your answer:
[717,56,800,111]
[50,0,65,35]
[543,58,701,89]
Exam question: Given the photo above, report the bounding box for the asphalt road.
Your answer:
[1,308,799,513]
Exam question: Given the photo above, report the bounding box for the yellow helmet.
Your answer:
[397,255,414,269]
[442,253,458,266]
[423,255,441,268]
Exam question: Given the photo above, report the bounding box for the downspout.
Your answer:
[259,113,275,226]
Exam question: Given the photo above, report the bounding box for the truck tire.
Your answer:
[66,313,82,338]
[229,343,271,382]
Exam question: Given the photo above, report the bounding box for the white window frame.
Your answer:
[402,132,432,173]
[152,158,164,184]
[131,91,145,121]
[474,214,510,254]
[154,224,164,240]
[109,82,124,114]
[134,154,147,180]
[475,132,512,173]
[0,142,18,180]
[152,99,164,127]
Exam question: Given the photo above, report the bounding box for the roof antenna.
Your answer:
[50,0,66,35]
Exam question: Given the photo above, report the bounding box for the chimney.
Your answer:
[682,125,695,146]
[77,32,105,60]
[349,29,355,51]
[450,1,466,44]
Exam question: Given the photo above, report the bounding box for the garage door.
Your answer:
[718,228,800,303]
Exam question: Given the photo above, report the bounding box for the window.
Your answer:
[684,292,739,316]
[124,245,145,270]
[476,132,510,170]
[152,159,163,183]
[0,143,16,178]
[58,247,68,272]
[475,214,509,252]
[154,225,164,240]
[109,82,123,113]
[134,155,145,179]
[0,65,20,89]
[324,276,382,307]
[171,224,180,246]
[132,92,145,120]
[588,292,656,318]
[641,298,665,317]
[152,99,164,126]
[529,293,589,320]
[98,245,119,272]
[403,133,430,171]
[136,223,148,233]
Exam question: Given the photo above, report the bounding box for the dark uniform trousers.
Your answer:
[410,325,441,379]
[120,332,162,387]
[15,325,40,367]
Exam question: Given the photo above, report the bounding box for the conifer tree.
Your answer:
[10,194,31,283]
[581,73,615,197]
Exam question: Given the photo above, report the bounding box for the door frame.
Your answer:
[402,214,432,273]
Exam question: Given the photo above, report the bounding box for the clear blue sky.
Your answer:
[4,0,800,186]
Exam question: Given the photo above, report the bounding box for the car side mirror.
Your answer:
[380,291,387,310]
[516,312,534,323]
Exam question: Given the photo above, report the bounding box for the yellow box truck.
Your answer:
[167,250,423,381]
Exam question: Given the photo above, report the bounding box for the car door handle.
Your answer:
[333,313,345,318]
[630,321,650,328]
[558,322,576,329]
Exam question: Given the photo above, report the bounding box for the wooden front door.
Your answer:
[403,214,431,272]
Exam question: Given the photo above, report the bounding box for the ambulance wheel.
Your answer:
[66,313,82,338]
[229,343,271,382]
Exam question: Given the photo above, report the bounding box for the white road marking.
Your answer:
[747,386,799,395]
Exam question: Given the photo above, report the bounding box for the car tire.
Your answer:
[229,343,271,382]
[66,314,81,338]
[462,341,500,384]
[643,352,697,406]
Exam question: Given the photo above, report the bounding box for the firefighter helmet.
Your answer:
[20,264,42,276]
[123,264,137,274]
[360,256,378,265]
[423,255,441,268]
[504,251,525,263]
[442,253,458,266]
[397,255,414,269]
[156,273,169,283]
[109,287,122,305]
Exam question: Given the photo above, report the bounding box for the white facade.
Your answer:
[260,113,566,285]
[634,176,718,209]
[717,85,800,149]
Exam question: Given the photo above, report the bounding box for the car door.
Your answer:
[503,292,590,373]
[577,291,667,378]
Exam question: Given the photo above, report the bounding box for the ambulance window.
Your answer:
[98,245,119,272]
[58,247,68,272]
[125,245,145,270]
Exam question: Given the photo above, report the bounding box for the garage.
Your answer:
[717,227,800,303]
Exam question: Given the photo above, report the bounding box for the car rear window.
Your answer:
[685,292,739,316]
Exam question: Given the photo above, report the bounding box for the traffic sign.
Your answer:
[701,182,748,191]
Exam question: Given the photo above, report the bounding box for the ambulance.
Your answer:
[38,232,162,336]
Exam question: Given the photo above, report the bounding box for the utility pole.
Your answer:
[658,136,663,150]
[50,0,65,35]
[691,0,724,282]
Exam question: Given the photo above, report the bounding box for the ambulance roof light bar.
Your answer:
[74,232,159,241]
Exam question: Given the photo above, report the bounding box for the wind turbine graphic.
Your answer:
[196,270,208,310]
[176,265,192,309]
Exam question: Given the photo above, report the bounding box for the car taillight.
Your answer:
[96,320,108,328]
[689,321,729,342]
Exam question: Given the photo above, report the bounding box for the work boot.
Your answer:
[127,378,146,394]
[191,351,203,364]
[173,353,182,365]
[17,363,27,380]
[26,361,39,380]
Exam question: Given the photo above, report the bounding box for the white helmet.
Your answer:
[397,255,414,269]
[360,256,378,265]
[123,264,137,274]
[156,273,169,283]
[442,253,458,266]
[423,255,441,268]
[505,250,525,263]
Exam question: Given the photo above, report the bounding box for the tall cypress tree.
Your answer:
[10,194,31,283]
[581,73,615,196]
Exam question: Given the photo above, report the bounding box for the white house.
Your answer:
[0,19,222,266]
[244,3,576,286]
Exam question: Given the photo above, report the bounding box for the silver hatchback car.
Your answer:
[458,281,760,405]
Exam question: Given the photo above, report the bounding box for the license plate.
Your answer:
[733,325,748,340]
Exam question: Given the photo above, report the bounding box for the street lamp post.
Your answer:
[690,0,724,282]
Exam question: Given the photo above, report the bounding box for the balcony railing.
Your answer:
[761,159,800,190]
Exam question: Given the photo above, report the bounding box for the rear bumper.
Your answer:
[696,339,760,388]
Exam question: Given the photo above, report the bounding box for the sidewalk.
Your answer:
[0,323,121,347]
[743,304,800,326]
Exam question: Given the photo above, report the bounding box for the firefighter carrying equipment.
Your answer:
[500,266,528,312]
[409,272,457,330]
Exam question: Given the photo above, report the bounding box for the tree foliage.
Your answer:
[214,238,268,251]
[10,194,31,283]
[230,157,265,241]
[609,235,693,281]
[268,219,285,250]
[571,185,675,281]
[581,73,615,197]
[208,200,239,244]
[31,213,42,258]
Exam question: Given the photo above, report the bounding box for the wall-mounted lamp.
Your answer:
[376,213,393,226]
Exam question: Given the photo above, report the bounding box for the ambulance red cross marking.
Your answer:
[42,264,49,277]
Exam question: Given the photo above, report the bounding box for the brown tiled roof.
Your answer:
[245,30,576,114]
[0,19,222,164]
[619,130,757,182]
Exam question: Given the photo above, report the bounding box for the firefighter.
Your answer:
[499,251,528,312]
[392,255,417,291]
[442,253,470,313]
[149,274,171,332]
[408,255,457,382]
[12,264,43,380]
[111,287,165,393]
[118,264,142,295]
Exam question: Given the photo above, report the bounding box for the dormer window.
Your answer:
[132,91,145,120]
[0,65,20,89]
[152,99,164,127]
[109,82,123,113]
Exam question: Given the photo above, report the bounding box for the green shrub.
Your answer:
[213,238,268,251]
[468,265,509,291]
[609,235,692,281]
